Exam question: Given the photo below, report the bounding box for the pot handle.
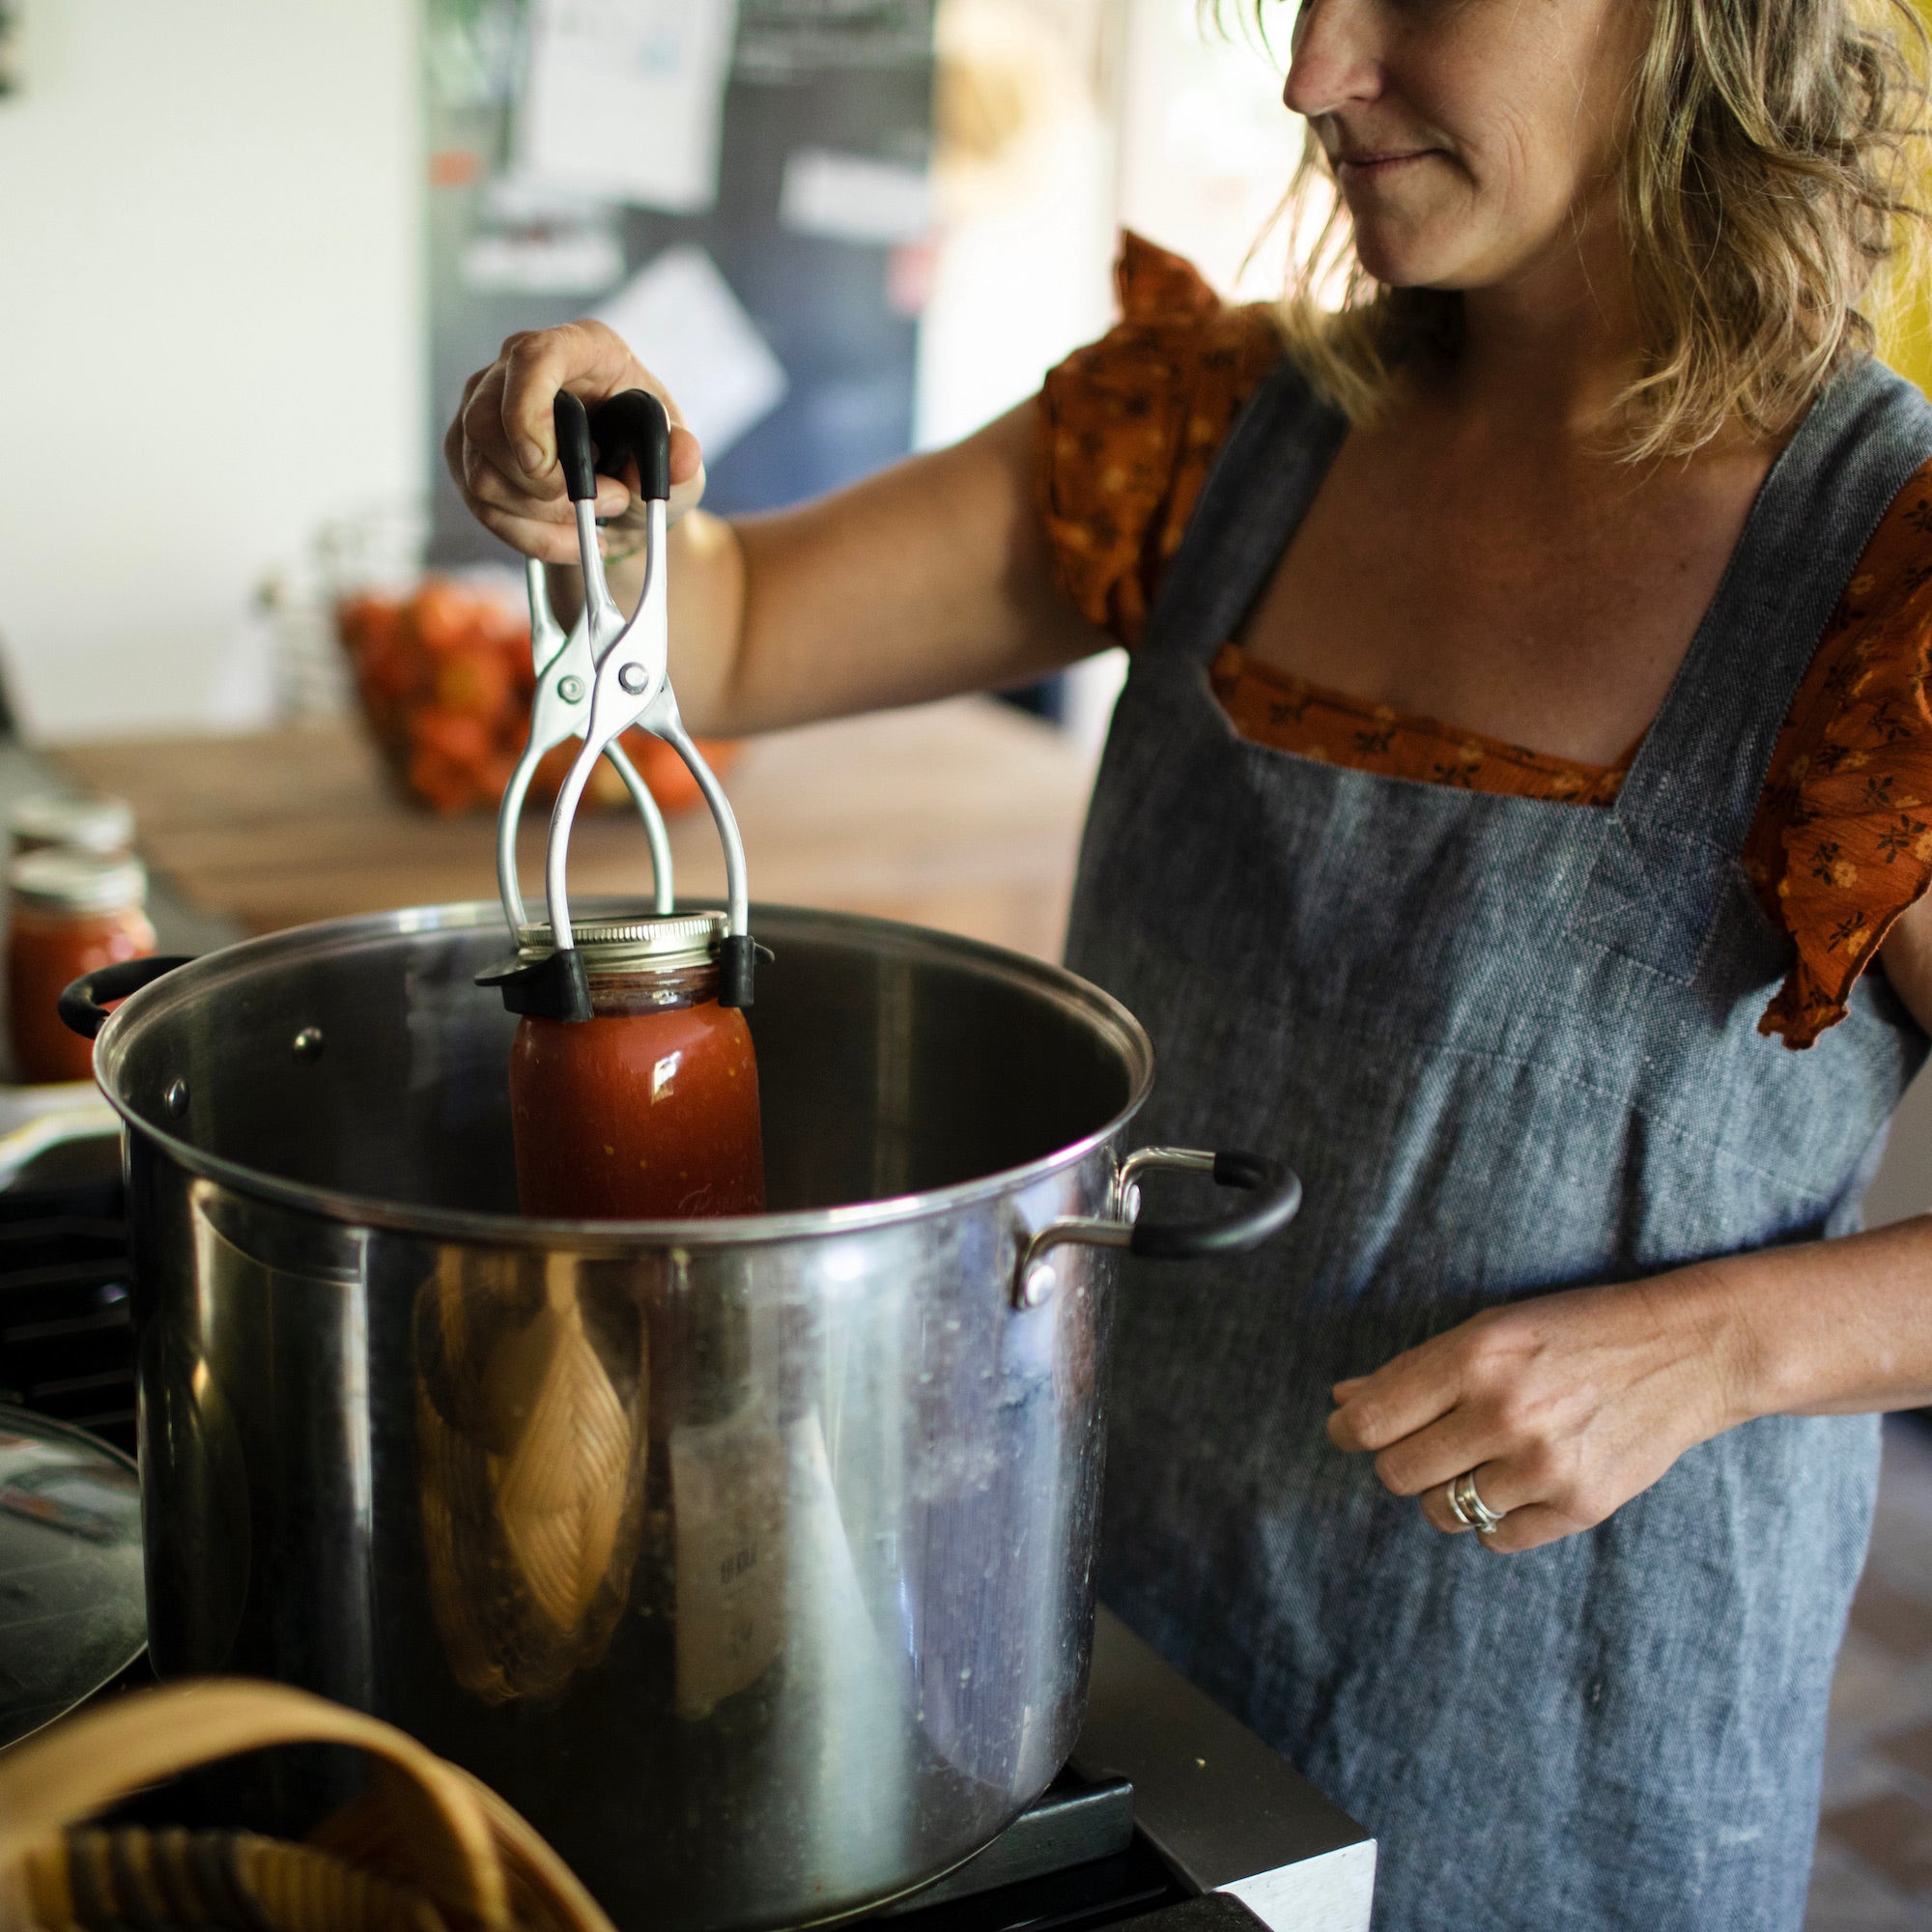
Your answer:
[1014,1146,1302,1308]
[57,954,196,1039]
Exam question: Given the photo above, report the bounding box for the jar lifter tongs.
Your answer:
[478,390,756,1022]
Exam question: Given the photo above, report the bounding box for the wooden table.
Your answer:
[49,698,1099,963]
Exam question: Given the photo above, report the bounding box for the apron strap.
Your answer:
[1138,354,1350,665]
[1567,357,1932,980]
[1611,357,1932,859]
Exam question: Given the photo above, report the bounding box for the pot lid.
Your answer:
[0,1406,146,1747]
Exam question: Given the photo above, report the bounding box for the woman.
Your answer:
[446,0,1932,1923]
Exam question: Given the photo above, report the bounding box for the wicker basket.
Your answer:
[0,1679,618,1932]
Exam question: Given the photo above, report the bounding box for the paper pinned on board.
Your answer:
[596,245,788,461]
[519,0,740,214]
[462,227,625,295]
[779,149,934,248]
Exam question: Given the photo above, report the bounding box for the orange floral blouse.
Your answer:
[1036,233,1932,1050]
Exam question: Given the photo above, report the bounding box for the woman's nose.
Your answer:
[1284,0,1384,120]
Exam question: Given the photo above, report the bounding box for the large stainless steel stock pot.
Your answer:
[60,902,1300,1931]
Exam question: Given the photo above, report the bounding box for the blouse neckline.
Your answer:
[1208,644,1638,807]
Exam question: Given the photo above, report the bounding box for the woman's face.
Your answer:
[1285,0,1649,293]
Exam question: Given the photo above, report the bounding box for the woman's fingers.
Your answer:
[466,440,628,525]
[499,321,674,475]
[1426,1490,1582,1554]
[443,321,710,560]
[1327,1332,1467,1453]
[1419,1482,1474,1536]
[1331,1280,1740,1557]
[668,424,704,488]
[465,502,586,568]
[1419,1455,1539,1529]
[1370,1404,1501,1498]
[1471,1504,1577,1555]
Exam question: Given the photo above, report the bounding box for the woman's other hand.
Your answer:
[443,321,707,565]
[1326,1275,1751,1553]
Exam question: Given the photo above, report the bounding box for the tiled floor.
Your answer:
[1808,1419,1932,1929]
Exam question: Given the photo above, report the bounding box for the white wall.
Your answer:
[1115,0,1299,299]
[0,0,421,741]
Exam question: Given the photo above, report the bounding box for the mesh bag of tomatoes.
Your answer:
[334,579,734,816]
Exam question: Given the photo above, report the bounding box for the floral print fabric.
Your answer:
[1208,644,1634,807]
[1036,233,1932,1049]
[1747,469,1932,1045]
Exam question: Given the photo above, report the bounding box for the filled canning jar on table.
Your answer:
[7,851,156,1084]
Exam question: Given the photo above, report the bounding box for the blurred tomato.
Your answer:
[337,578,734,816]
[406,709,495,815]
[336,592,400,662]
[412,578,477,654]
[435,645,516,724]
[618,731,742,815]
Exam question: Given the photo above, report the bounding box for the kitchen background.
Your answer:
[3,4,1932,1924]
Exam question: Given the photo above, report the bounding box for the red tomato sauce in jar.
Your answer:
[7,852,156,1085]
[508,914,764,1220]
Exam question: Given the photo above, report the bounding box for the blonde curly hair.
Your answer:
[1253,0,1931,459]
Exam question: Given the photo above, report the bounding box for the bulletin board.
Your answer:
[424,0,938,567]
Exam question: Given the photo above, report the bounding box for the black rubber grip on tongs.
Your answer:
[719,935,756,1009]
[589,390,672,502]
[554,390,599,503]
[475,948,592,1023]
[554,388,673,506]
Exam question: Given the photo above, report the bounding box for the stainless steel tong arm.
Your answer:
[496,555,673,933]
[543,391,752,962]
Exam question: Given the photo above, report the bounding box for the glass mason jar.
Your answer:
[7,851,156,1084]
[508,912,765,1219]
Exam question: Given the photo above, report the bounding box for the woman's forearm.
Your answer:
[1706,1211,1932,1422]
[533,403,1100,737]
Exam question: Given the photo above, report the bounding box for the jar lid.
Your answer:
[516,910,725,974]
[8,793,134,856]
[8,850,148,915]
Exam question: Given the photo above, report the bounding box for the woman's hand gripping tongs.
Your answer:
[478,390,757,1023]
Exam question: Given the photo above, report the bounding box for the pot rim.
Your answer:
[92,899,1157,1250]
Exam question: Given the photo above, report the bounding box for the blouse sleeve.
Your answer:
[1034,233,1286,649]
[1747,454,1932,1048]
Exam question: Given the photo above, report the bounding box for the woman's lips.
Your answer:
[1333,150,1436,182]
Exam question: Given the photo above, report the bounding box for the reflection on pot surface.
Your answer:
[416,1249,650,1703]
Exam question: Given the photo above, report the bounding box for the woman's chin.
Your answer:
[1352,237,1451,291]
[1350,228,1492,295]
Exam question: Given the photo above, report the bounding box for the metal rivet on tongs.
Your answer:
[477,390,757,1022]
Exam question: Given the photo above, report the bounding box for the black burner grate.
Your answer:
[0,1141,134,1455]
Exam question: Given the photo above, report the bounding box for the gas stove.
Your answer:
[0,1132,1376,1932]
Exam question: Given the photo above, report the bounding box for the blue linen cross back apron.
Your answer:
[1065,354,1932,1930]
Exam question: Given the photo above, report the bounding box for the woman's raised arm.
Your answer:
[444,321,1111,737]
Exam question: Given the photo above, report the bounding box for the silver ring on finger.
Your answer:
[1448,1469,1506,1535]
